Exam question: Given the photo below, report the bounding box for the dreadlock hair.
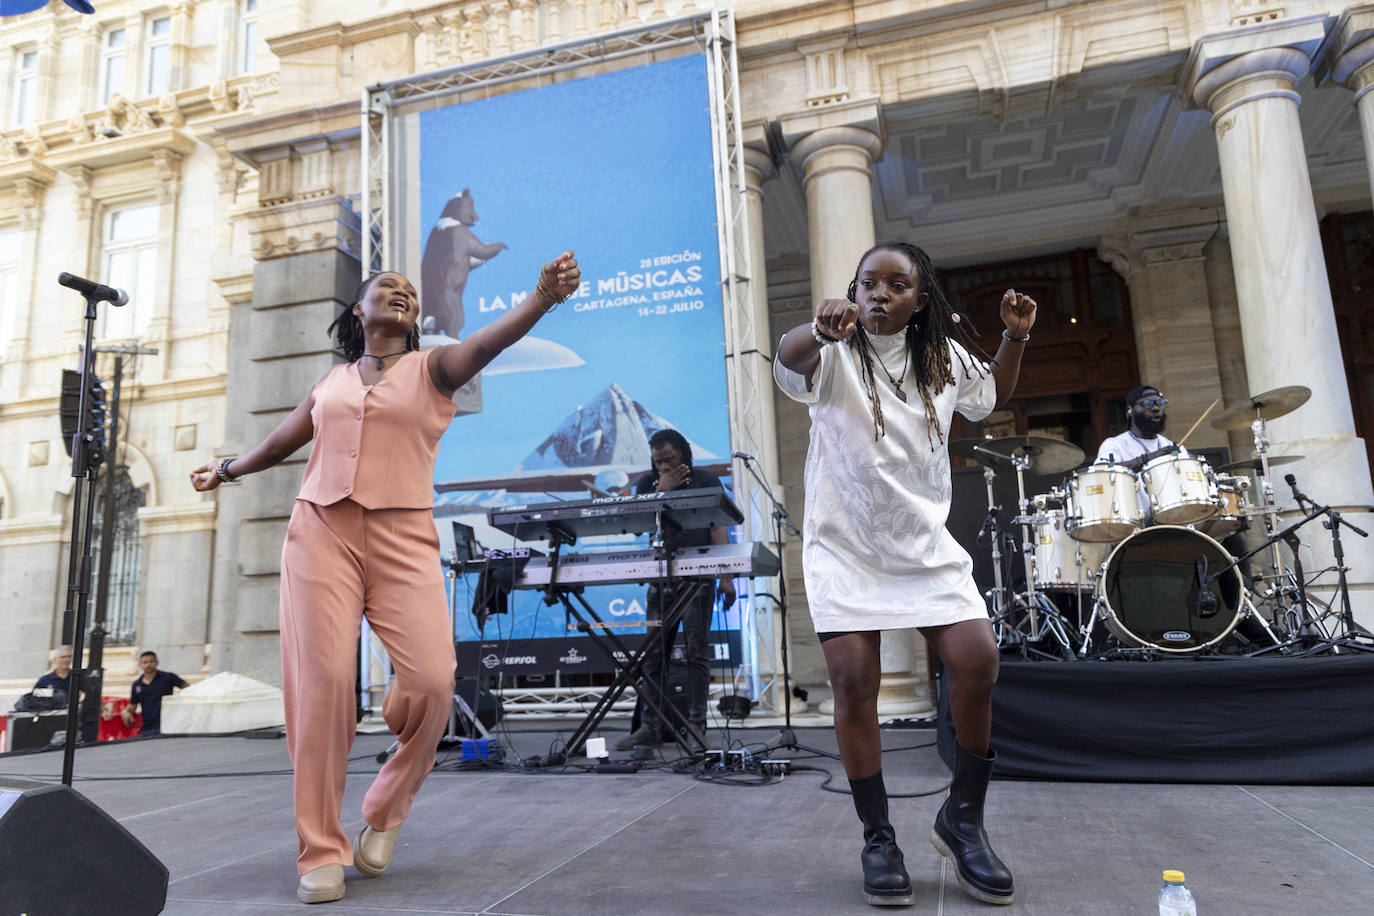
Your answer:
[845,241,990,447]
[326,272,422,362]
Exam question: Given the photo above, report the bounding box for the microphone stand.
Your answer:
[736,454,839,760]
[1283,481,1374,654]
[59,291,107,786]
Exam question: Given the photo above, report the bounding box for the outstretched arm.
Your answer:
[188,392,317,491]
[428,250,580,397]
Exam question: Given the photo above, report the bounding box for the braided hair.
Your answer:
[845,241,989,447]
[326,272,421,362]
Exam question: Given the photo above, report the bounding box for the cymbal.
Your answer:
[1209,385,1311,430]
[949,438,1001,467]
[976,435,1086,476]
[1217,454,1304,474]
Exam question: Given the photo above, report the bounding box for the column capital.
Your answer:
[1182,15,1327,115]
[778,98,883,167]
[1315,6,1374,97]
[741,119,775,190]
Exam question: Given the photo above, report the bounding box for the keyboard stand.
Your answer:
[533,523,708,764]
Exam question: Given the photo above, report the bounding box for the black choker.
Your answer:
[361,351,407,371]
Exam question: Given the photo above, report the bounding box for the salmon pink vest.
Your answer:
[296,351,457,509]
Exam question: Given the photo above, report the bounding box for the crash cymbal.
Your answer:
[1209,385,1311,430]
[1217,454,1304,474]
[978,435,1086,476]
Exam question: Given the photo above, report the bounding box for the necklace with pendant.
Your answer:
[361,350,407,371]
[871,343,911,402]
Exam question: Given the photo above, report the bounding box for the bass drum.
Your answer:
[1096,526,1243,653]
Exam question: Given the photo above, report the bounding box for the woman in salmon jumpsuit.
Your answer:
[190,251,579,903]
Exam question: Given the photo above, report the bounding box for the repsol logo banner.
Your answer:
[457,637,648,675]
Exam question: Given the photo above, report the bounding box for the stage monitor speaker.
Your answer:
[0,777,168,916]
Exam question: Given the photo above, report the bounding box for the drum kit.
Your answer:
[955,384,1374,659]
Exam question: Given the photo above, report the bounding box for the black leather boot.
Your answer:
[849,771,915,907]
[930,744,1014,905]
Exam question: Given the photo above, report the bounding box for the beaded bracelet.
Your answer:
[215,457,240,483]
[1002,329,1030,343]
[811,319,840,345]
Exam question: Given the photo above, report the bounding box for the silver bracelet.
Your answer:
[1002,329,1030,343]
[215,457,240,483]
[811,319,839,345]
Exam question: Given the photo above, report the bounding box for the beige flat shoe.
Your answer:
[353,824,400,877]
[297,863,345,903]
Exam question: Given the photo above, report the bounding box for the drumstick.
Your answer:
[1176,398,1221,448]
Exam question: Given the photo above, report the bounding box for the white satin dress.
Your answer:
[774,330,997,632]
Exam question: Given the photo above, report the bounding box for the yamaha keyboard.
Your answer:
[488,487,743,542]
[506,542,779,588]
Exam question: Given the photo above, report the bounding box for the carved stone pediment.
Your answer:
[44,125,197,173]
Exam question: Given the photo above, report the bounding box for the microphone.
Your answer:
[732,451,755,462]
[1189,556,1219,619]
[976,505,999,546]
[1284,473,1311,508]
[58,272,128,306]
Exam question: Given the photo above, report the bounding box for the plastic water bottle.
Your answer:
[1158,870,1196,916]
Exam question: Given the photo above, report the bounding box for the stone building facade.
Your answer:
[4,0,1374,701]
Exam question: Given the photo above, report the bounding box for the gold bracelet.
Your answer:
[535,275,568,312]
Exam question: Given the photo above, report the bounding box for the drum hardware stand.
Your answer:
[983,445,1079,659]
[977,464,1008,620]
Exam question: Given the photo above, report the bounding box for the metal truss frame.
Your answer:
[358,4,784,712]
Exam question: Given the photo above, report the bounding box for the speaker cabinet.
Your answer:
[0,777,167,916]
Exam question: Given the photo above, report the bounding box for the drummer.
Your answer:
[1095,385,1182,470]
[1095,385,1184,517]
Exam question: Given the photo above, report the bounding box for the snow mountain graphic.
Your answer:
[434,383,719,498]
[519,383,714,470]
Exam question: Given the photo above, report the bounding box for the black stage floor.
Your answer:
[3,719,1373,914]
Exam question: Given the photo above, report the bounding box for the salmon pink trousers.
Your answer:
[279,497,455,874]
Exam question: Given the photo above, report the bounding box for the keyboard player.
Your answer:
[615,429,736,750]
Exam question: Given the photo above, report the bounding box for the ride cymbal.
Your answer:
[1216,454,1304,474]
[1209,385,1311,430]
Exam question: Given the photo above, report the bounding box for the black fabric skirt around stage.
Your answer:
[936,654,1374,785]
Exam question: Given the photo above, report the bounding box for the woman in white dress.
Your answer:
[774,242,1036,908]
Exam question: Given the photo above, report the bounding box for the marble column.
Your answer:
[1317,7,1374,203]
[784,122,882,305]
[1186,18,1374,621]
[781,101,931,716]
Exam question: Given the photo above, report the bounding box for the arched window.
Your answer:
[90,467,146,645]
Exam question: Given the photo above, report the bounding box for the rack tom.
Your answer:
[1066,465,1142,543]
[1197,473,1248,538]
[1139,453,1218,526]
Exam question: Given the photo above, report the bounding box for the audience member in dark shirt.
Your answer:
[121,650,189,735]
[33,645,74,694]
